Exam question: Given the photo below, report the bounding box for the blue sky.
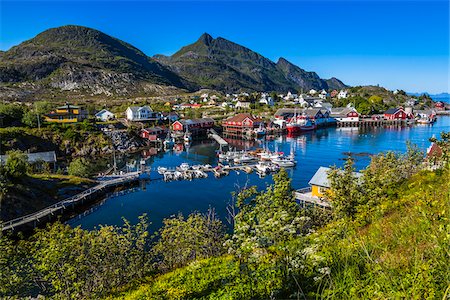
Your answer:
[1,0,448,93]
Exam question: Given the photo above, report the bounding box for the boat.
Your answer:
[234,154,257,164]
[416,118,433,124]
[286,110,316,134]
[255,123,266,137]
[164,119,175,149]
[255,162,270,174]
[272,157,296,167]
[178,163,190,171]
[183,128,192,142]
[157,166,168,175]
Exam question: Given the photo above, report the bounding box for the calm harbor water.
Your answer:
[70,116,450,232]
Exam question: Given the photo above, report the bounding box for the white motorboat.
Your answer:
[234,154,257,164]
[179,163,190,171]
[273,157,296,167]
[255,163,270,174]
[157,166,168,174]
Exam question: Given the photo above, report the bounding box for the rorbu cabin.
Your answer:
[384,108,407,120]
[306,166,363,198]
[222,113,262,135]
[140,127,166,141]
[172,118,214,135]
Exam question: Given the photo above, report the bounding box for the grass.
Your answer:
[104,169,450,299]
[30,173,94,186]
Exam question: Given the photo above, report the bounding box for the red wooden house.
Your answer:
[435,101,445,110]
[222,113,262,134]
[140,127,166,141]
[172,118,214,135]
[384,108,407,120]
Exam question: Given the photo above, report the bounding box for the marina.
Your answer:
[69,116,450,233]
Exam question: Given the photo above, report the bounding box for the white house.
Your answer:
[126,106,161,121]
[337,90,348,99]
[319,90,328,100]
[330,107,360,122]
[95,109,115,121]
[314,101,333,111]
[259,95,274,106]
[309,89,317,95]
[235,101,251,109]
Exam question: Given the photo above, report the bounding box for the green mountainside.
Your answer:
[155,33,347,93]
[0,27,347,99]
[0,25,189,98]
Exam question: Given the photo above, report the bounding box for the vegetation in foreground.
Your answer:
[0,133,449,299]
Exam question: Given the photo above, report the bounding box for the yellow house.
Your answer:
[309,167,331,198]
[44,104,88,123]
[308,166,363,198]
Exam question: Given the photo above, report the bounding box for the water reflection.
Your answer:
[71,116,450,232]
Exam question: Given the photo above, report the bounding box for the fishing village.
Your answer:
[0,87,447,233]
[1,3,449,298]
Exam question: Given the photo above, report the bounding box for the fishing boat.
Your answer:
[416,118,433,124]
[286,109,316,134]
[255,123,266,137]
[183,128,192,143]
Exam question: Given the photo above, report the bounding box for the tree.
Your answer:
[5,150,28,178]
[21,110,40,128]
[67,158,90,177]
[154,208,226,271]
[230,169,306,254]
[326,158,363,219]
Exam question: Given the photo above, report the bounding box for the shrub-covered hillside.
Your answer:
[1,133,449,299]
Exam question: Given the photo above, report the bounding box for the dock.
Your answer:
[295,187,331,208]
[208,128,229,151]
[337,119,411,127]
[1,172,141,233]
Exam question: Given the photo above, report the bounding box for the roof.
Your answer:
[179,118,215,125]
[224,113,256,123]
[302,108,323,117]
[0,151,57,164]
[57,104,80,109]
[95,109,114,116]
[309,166,363,188]
[330,107,357,117]
[384,108,403,114]
[142,126,165,133]
[128,106,153,114]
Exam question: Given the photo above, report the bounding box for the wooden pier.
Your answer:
[337,119,411,127]
[208,128,229,151]
[1,172,141,233]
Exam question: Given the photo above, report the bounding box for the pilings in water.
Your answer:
[337,119,410,128]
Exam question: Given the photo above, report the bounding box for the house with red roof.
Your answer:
[384,107,407,120]
[222,113,262,135]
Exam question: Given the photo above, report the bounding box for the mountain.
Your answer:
[154,33,347,93]
[0,27,347,99]
[0,25,188,98]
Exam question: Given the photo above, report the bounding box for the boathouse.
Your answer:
[140,127,166,141]
[172,118,214,135]
[295,166,363,208]
[222,113,262,135]
[384,107,407,120]
[330,107,360,122]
